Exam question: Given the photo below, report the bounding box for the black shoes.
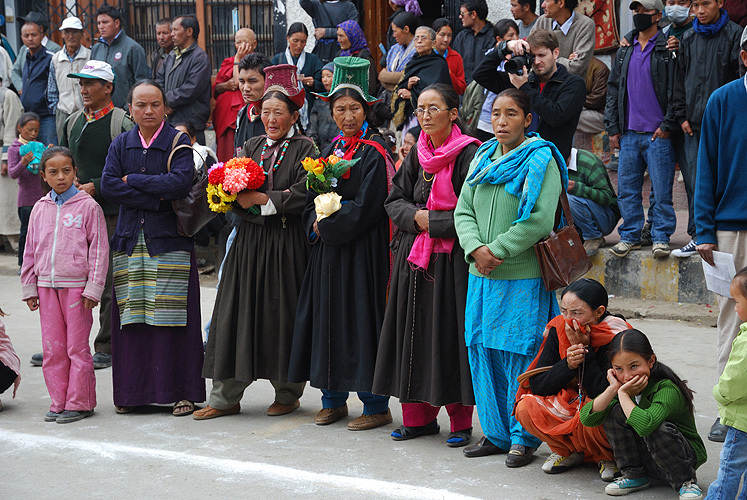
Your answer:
[92,352,112,369]
[505,444,536,468]
[463,436,506,457]
[709,417,727,443]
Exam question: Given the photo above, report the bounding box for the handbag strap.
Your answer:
[166,131,205,172]
[551,165,576,232]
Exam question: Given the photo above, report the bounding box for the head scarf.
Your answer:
[391,0,423,17]
[338,20,369,56]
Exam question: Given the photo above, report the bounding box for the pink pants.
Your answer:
[402,402,474,432]
[39,287,96,413]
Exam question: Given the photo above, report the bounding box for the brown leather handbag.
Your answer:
[533,187,592,291]
[167,132,216,237]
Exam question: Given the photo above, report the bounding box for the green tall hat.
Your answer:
[314,56,380,104]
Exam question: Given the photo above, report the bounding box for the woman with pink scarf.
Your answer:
[373,83,480,447]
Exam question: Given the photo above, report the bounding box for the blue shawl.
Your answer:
[466,133,568,224]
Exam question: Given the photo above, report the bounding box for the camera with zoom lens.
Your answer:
[505,53,535,75]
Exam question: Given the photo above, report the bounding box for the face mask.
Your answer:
[633,12,655,31]
[665,5,691,25]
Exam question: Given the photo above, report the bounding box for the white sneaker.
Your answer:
[672,240,698,258]
[679,479,704,500]
[541,451,584,474]
[599,460,620,482]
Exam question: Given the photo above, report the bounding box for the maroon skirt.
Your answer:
[111,252,206,406]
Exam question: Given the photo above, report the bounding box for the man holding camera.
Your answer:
[472,29,585,161]
[605,0,677,259]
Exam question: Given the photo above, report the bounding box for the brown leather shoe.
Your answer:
[192,403,240,420]
[347,409,393,431]
[315,404,348,425]
[463,436,507,458]
[267,399,300,416]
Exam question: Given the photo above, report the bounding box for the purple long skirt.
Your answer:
[111,253,206,406]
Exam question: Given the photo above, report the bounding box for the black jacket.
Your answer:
[672,20,743,130]
[473,44,586,160]
[605,30,677,137]
[452,21,495,85]
[156,43,212,132]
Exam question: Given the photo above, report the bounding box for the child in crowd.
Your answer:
[0,307,21,412]
[706,267,747,500]
[395,126,419,170]
[174,122,218,171]
[308,62,338,152]
[7,112,45,271]
[21,147,108,424]
[580,329,706,500]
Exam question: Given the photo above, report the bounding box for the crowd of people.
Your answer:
[1,0,747,499]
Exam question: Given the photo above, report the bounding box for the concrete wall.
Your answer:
[486,0,512,24]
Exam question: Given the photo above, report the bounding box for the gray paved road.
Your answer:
[0,268,725,500]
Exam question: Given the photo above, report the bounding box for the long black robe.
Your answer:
[372,142,478,406]
[289,130,392,392]
[203,134,317,383]
[391,51,452,129]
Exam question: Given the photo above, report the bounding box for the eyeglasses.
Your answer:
[459,10,473,18]
[413,35,431,41]
[415,106,447,117]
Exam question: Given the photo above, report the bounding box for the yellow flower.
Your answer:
[328,154,342,165]
[217,184,237,203]
[207,184,232,213]
[302,157,318,172]
[311,162,325,176]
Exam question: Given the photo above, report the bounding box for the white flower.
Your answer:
[330,177,338,188]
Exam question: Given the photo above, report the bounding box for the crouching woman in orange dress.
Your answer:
[514,278,631,480]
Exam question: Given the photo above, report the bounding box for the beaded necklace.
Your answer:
[260,139,290,173]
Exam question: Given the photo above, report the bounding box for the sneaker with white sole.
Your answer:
[599,460,621,482]
[541,451,584,474]
[610,241,641,258]
[605,476,650,496]
[672,240,698,258]
[678,479,704,500]
[652,243,671,259]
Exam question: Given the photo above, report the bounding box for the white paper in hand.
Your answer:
[702,251,737,298]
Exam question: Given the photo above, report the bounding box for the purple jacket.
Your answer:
[21,191,109,302]
[101,122,194,256]
[7,139,44,207]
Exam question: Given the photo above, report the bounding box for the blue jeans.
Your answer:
[706,425,747,500]
[321,389,389,415]
[567,194,618,239]
[38,114,58,146]
[616,131,676,244]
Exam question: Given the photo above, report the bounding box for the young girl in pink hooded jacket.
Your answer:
[20,146,108,424]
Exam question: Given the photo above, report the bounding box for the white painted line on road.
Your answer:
[1,429,482,500]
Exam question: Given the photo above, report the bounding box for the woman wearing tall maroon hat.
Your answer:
[195,64,318,420]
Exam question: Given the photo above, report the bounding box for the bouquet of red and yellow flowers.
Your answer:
[206,157,266,213]
[301,154,359,220]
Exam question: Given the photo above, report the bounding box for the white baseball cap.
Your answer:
[68,60,117,83]
[59,16,83,31]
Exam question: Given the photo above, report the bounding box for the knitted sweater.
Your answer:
[61,109,135,216]
[714,322,747,433]
[569,149,617,207]
[7,139,45,207]
[532,14,596,78]
[580,378,707,468]
[694,78,747,245]
[454,140,561,280]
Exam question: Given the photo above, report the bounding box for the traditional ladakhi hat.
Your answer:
[261,64,306,109]
[313,56,380,104]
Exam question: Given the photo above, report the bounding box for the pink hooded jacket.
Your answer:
[0,317,20,397]
[21,191,109,302]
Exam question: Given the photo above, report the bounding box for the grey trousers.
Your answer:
[604,403,696,490]
[209,378,306,410]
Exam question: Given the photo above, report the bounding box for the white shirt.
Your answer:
[552,11,576,36]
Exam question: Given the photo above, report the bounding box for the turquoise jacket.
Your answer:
[714,322,747,433]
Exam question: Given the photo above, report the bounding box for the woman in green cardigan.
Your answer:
[454,88,564,467]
